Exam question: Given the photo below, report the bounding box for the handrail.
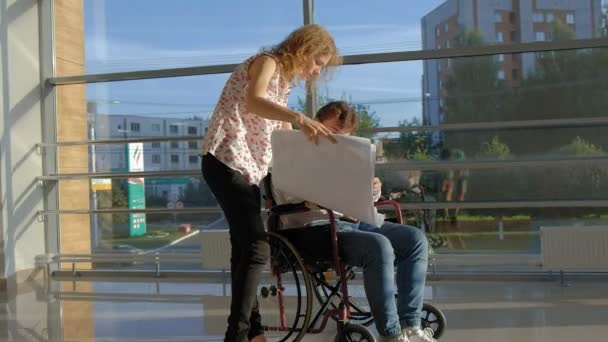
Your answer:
[49,38,608,85]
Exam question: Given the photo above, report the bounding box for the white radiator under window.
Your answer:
[541,225,608,271]
[200,230,231,270]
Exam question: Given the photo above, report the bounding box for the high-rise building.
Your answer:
[421,0,603,128]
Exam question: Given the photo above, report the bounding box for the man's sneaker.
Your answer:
[379,331,410,342]
[403,327,436,342]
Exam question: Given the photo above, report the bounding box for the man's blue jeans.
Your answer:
[337,221,429,337]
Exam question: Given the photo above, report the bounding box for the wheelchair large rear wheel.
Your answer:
[258,232,313,342]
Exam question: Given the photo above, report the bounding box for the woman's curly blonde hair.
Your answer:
[264,24,341,83]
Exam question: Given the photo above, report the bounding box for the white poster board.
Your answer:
[271,130,377,224]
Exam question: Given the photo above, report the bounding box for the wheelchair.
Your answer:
[257,175,446,341]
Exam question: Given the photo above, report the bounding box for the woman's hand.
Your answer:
[295,114,337,144]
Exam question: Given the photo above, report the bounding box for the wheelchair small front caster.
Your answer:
[260,286,269,298]
[421,303,446,339]
[334,323,375,342]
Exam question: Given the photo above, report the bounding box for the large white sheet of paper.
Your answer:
[271,130,377,225]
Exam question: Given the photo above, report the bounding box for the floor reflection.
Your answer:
[2,277,608,341]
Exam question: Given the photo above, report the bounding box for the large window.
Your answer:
[314,1,602,56]
[316,49,608,254]
[67,0,304,76]
[49,1,608,272]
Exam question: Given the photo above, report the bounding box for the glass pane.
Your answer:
[92,210,224,258]
[56,77,307,265]
[319,48,608,129]
[56,0,303,75]
[315,0,605,54]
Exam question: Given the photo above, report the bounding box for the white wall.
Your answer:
[0,0,46,280]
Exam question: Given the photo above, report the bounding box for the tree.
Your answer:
[96,179,128,224]
[180,179,217,207]
[351,102,381,139]
[511,19,608,155]
[383,117,433,160]
[442,29,514,156]
[475,136,512,160]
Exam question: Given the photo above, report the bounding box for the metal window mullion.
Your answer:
[44,134,207,147]
[376,156,608,171]
[342,38,608,65]
[361,116,608,133]
[39,1,64,342]
[303,0,317,117]
[36,199,608,214]
[396,200,608,210]
[35,155,608,180]
[39,0,61,267]
[39,207,223,215]
[39,170,202,180]
[47,38,608,86]
[48,63,239,85]
[38,116,608,148]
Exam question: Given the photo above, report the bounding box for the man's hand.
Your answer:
[372,177,382,202]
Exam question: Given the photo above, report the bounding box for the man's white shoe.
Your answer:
[403,327,436,342]
[379,331,410,342]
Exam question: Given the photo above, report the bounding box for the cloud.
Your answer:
[85,23,425,72]
[84,35,259,72]
[327,24,423,53]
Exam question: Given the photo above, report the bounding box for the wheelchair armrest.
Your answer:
[374,199,403,224]
[270,202,311,216]
[375,199,402,210]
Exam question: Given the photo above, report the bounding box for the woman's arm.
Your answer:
[246,55,335,144]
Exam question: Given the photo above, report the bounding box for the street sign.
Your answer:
[91,178,112,191]
[127,143,147,237]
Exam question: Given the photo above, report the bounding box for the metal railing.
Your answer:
[35,199,608,218]
[48,38,608,85]
[35,156,608,182]
[37,116,608,148]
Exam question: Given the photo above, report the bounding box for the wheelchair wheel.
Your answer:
[334,323,376,342]
[312,270,375,327]
[258,232,313,342]
[421,303,446,339]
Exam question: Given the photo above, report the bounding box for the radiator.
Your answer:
[541,225,608,271]
[200,230,231,270]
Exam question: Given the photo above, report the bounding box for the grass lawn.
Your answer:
[429,230,540,252]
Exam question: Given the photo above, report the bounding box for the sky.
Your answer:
[83,0,447,128]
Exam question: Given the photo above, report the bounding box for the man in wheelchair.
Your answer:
[272,101,436,342]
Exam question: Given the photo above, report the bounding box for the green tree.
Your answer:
[511,19,608,155]
[352,102,381,139]
[383,117,432,160]
[442,29,514,156]
[475,136,512,160]
[96,179,128,224]
[180,179,217,207]
[554,136,605,157]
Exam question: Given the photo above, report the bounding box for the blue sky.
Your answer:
[84,0,445,128]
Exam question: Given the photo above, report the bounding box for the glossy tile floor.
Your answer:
[2,276,608,341]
